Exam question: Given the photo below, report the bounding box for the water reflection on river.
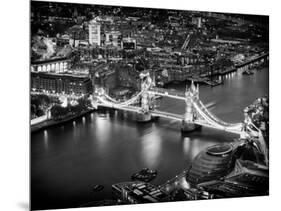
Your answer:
[31,68,268,210]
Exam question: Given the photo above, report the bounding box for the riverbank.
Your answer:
[31,109,94,133]
[161,52,268,87]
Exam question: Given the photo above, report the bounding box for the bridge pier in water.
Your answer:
[181,121,201,133]
[136,112,152,122]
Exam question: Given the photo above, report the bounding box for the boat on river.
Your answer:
[242,69,254,75]
[92,184,104,192]
[204,79,223,87]
[131,168,158,182]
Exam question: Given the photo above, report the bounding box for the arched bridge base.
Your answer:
[181,121,202,133]
[136,112,153,122]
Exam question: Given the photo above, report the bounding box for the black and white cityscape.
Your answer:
[30,1,269,210]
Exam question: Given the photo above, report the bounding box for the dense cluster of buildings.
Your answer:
[30,55,92,97]
[31,1,268,97]
[184,143,268,198]
[31,71,92,96]
[244,97,269,137]
[112,182,171,204]
[110,142,268,204]
[198,159,269,198]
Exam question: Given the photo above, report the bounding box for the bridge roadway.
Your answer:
[96,103,184,122]
[152,110,241,134]
[96,102,184,120]
[95,87,242,134]
[96,103,141,113]
[94,102,242,135]
[151,110,183,121]
[149,88,186,101]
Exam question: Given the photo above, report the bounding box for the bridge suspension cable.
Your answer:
[192,99,242,132]
[100,90,144,107]
[193,102,228,129]
[193,98,242,128]
[101,94,119,103]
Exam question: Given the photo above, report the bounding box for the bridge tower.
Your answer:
[181,81,201,132]
[46,108,52,119]
[137,71,153,122]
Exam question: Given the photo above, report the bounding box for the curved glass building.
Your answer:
[186,143,235,186]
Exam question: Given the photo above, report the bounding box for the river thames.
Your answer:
[31,68,268,210]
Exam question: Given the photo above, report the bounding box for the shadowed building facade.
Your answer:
[31,72,92,95]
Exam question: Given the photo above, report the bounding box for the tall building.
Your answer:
[88,20,101,46]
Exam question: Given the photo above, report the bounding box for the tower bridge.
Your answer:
[93,71,260,136]
[91,71,267,164]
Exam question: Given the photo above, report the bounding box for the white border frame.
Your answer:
[1,0,279,211]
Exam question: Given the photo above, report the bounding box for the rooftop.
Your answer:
[206,144,233,156]
[32,71,89,79]
[113,182,171,203]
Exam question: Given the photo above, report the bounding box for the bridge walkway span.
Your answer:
[192,98,242,129]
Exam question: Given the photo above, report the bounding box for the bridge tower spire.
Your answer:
[184,83,194,122]
[181,81,201,132]
[137,71,153,122]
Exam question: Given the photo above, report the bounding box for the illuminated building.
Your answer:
[31,57,70,73]
[191,16,202,28]
[121,37,137,50]
[89,20,101,46]
[31,72,92,95]
[103,30,122,47]
[112,182,171,204]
